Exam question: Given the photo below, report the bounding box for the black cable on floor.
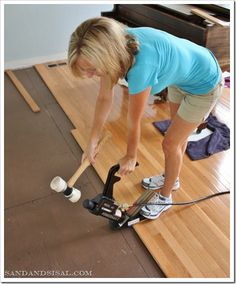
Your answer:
[130,190,230,209]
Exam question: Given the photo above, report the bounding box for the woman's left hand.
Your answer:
[118,155,137,176]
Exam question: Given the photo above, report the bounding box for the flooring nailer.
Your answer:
[50,133,230,229]
[83,162,152,228]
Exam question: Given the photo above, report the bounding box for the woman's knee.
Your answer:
[162,137,183,155]
[162,137,175,154]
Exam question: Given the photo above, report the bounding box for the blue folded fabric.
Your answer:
[153,114,230,160]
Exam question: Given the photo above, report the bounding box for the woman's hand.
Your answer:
[81,140,99,165]
[118,155,137,176]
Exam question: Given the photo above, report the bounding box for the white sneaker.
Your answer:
[141,174,180,190]
[140,193,172,219]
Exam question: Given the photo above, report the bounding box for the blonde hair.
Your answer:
[68,17,139,84]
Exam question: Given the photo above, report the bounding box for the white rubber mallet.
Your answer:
[50,132,111,202]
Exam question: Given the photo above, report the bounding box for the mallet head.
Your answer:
[50,176,81,203]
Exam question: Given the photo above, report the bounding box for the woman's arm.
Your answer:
[118,86,151,175]
[82,75,114,163]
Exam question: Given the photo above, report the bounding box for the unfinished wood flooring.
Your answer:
[6,70,40,112]
[35,62,231,278]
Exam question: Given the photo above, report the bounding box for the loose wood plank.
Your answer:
[6,70,40,113]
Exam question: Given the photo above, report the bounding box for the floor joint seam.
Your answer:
[5,193,57,211]
[120,229,164,277]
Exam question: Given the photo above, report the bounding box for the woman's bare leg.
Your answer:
[160,113,200,197]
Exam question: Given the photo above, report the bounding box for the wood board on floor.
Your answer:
[35,62,230,278]
[5,70,40,113]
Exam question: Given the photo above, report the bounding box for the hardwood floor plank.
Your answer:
[5,70,40,112]
[35,62,231,278]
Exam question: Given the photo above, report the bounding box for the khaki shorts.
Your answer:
[167,77,224,123]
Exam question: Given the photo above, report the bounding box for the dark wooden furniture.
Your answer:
[102,4,230,71]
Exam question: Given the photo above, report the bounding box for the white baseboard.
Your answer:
[4,52,67,70]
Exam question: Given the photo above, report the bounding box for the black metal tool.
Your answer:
[83,163,230,228]
[83,163,147,228]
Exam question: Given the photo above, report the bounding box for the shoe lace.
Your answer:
[145,193,159,206]
[150,175,164,186]
[147,194,172,209]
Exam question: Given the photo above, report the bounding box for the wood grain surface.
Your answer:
[6,70,40,113]
[35,62,230,278]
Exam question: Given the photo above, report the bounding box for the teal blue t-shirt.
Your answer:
[126,27,221,95]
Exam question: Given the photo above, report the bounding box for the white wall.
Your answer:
[4,4,113,69]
